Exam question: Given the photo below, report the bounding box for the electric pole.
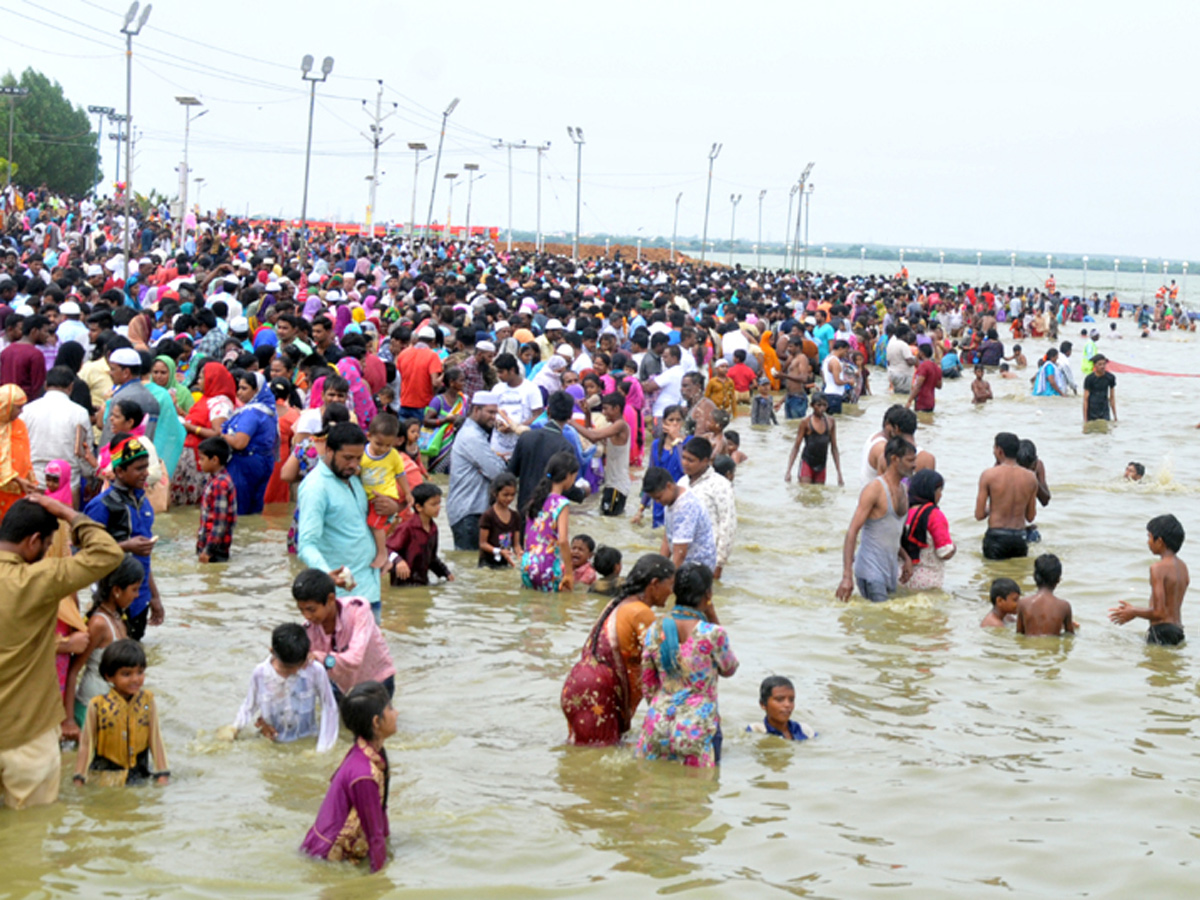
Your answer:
[493,139,550,253]
[361,79,396,237]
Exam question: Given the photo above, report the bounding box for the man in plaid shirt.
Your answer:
[197,437,237,563]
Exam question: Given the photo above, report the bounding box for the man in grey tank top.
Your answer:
[837,436,916,603]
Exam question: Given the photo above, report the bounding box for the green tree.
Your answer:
[0,68,101,196]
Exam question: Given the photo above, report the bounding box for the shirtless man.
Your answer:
[975,432,1039,560]
[863,405,936,485]
[681,371,718,440]
[1016,554,1075,636]
[1109,513,1189,645]
[780,336,814,420]
[837,437,915,603]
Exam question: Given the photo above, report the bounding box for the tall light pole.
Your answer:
[699,142,722,264]
[793,163,815,271]
[802,181,815,272]
[821,246,827,273]
[174,96,204,247]
[1010,252,1016,287]
[361,80,396,235]
[727,193,742,266]
[119,1,151,278]
[299,54,334,268]
[443,172,458,235]
[784,184,798,271]
[1082,255,1088,303]
[1183,261,1189,304]
[1141,258,1148,301]
[193,176,205,213]
[406,141,427,242]
[860,246,866,275]
[424,97,459,245]
[1162,259,1169,285]
[568,126,585,262]
[755,189,766,270]
[1046,253,1052,274]
[107,112,127,189]
[1114,258,1120,294]
[463,163,480,242]
[671,191,682,264]
[86,103,114,197]
[976,251,982,286]
[939,250,945,281]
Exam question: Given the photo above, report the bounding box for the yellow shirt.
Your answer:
[359,447,404,501]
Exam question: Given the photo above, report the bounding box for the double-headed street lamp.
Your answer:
[728,193,742,266]
[568,126,585,262]
[175,96,206,246]
[119,1,152,276]
[424,98,459,246]
[406,142,428,241]
[444,172,458,234]
[299,54,334,267]
[699,142,722,265]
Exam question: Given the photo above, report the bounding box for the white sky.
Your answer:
[2,0,1195,259]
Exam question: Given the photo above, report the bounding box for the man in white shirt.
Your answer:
[23,366,93,483]
[645,345,687,421]
[491,352,544,458]
[55,301,90,352]
[886,327,917,394]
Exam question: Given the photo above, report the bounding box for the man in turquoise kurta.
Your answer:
[297,424,388,621]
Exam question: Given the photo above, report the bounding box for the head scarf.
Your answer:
[0,384,29,489]
[334,305,353,340]
[184,361,236,438]
[54,341,86,374]
[907,468,944,507]
[336,357,376,425]
[532,354,567,395]
[44,459,73,505]
[903,468,945,560]
[155,355,194,413]
[127,313,152,350]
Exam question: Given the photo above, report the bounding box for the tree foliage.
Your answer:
[0,68,101,196]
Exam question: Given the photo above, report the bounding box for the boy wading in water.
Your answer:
[1109,514,1189,646]
[975,432,1039,560]
[1016,554,1076,636]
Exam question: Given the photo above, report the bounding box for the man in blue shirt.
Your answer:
[813,310,836,363]
[83,435,162,639]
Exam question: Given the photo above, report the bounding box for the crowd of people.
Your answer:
[0,184,1189,875]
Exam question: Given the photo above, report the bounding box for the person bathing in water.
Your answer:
[975,432,1039,560]
[1109,514,1189,646]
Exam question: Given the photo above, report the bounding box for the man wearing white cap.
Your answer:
[54,301,90,353]
[99,347,160,446]
[536,319,564,362]
[396,325,443,421]
[459,340,496,403]
[447,390,507,550]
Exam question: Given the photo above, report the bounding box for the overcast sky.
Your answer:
[3,0,1195,260]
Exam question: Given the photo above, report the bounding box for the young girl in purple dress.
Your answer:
[520,451,578,592]
[301,681,395,874]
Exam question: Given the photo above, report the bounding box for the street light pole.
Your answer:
[463,163,480,242]
[784,184,798,271]
[671,191,682,264]
[1114,258,1120,295]
[119,1,151,279]
[728,193,742,266]
[299,54,334,269]
[1141,258,1148,302]
[793,163,815,271]
[699,142,722,265]
[424,97,460,246]
[361,80,396,236]
[1010,252,1016,287]
[175,96,204,248]
[860,246,866,275]
[568,127,585,262]
[107,113,127,189]
[444,172,458,234]
[193,176,205,213]
[1082,255,1088,304]
[802,182,814,272]
[976,251,982,287]
[406,142,427,243]
[756,189,766,270]
[939,250,945,281]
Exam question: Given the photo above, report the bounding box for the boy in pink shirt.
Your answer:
[292,569,396,700]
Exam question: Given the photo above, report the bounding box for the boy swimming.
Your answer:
[1016,554,1076,636]
[746,676,814,740]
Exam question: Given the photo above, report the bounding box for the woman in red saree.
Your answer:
[561,554,676,746]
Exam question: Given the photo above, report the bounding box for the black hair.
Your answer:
[0,498,59,544]
[524,450,579,519]
[884,435,913,463]
[1016,439,1038,469]
[113,398,145,427]
[494,352,518,373]
[99,638,147,680]
[271,622,310,666]
[326,422,367,452]
[593,545,622,577]
[713,455,737,479]
[45,366,74,390]
[320,402,350,434]
[1127,461,1145,477]
[673,562,713,609]
[723,429,740,447]
[613,553,675,602]
[684,436,713,461]
[1033,553,1062,588]
[994,432,1020,459]
[1147,514,1185,553]
[368,412,400,437]
[759,675,795,706]
[488,472,518,504]
[882,404,909,429]
[412,482,442,507]
[269,376,303,410]
[546,391,575,423]
[88,553,145,618]
[572,534,595,553]
[323,374,351,396]
[197,436,231,466]
[641,466,674,495]
[989,577,1021,604]
[339,680,391,742]
[292,567,336,603]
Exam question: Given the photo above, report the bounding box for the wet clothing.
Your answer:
[1083,371,1116,420]
[982,527,1028,560]
[301,738,390,873]
[853,477,905,601]
[1147,623,1185,646]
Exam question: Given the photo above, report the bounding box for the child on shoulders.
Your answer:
[74,639,169,787]
[981,577,1021,627]
[746,676,815,741]
[232,623,339,752]
[360,414,413,570]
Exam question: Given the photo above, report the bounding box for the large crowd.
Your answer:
[0,184,1189,875]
